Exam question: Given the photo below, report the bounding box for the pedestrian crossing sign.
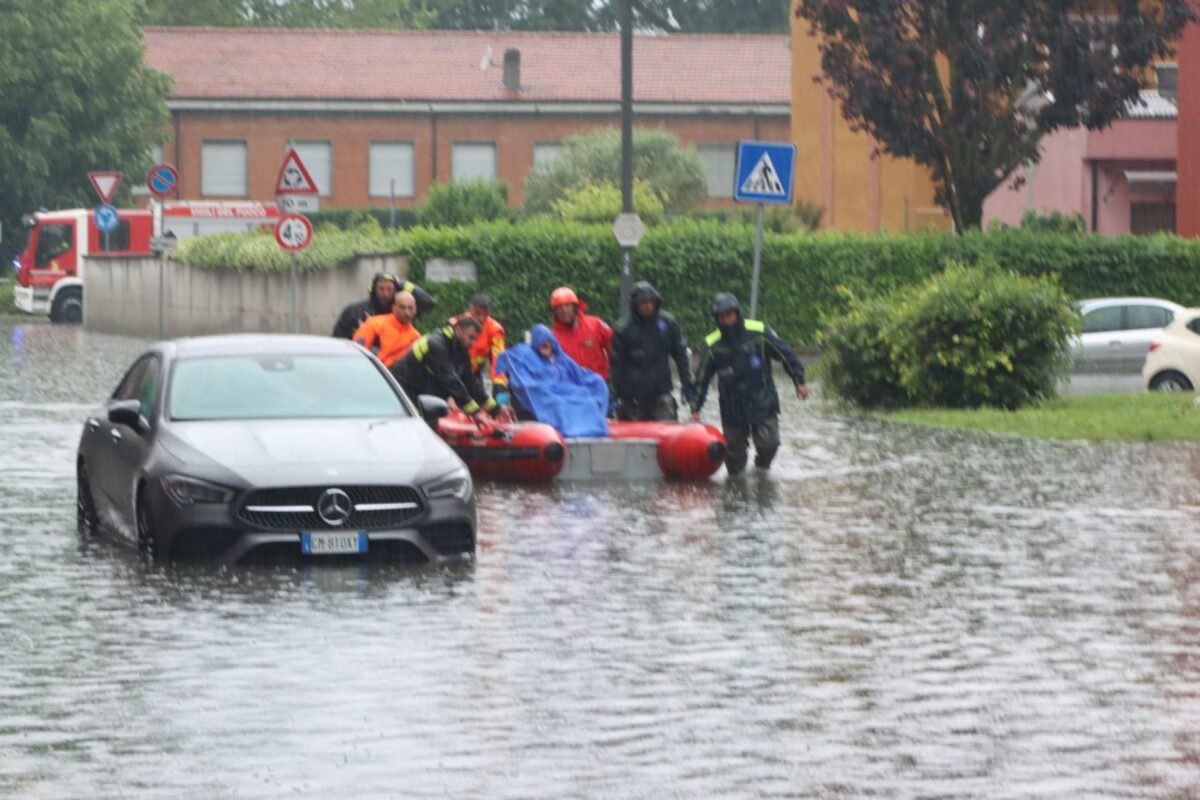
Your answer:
[734,141,796,204]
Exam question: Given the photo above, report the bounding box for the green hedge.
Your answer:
[175,222,1200,348]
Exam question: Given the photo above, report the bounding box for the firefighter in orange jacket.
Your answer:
[465,293,510,406]
[351,290,421,367]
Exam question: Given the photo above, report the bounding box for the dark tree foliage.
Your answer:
[143,0,433,28]
[795,0,1196,231]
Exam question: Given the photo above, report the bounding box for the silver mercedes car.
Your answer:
[76,334,475,565]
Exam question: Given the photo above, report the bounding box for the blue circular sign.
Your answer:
[94,203,119,233]
[146,163,178,198]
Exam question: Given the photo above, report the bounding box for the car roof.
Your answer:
[1074,297,1185,310]
[165,334,363,359]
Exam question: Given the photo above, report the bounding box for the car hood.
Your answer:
[160,417,461,486]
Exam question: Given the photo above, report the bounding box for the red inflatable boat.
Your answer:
[607,421,727,480]
[437,410,566,482]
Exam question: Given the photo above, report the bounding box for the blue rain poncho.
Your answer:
[495,324,609,437]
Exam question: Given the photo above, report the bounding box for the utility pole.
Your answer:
[618,0,635,312]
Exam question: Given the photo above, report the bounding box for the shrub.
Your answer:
[524,127,706,216]
[817,293,909,408]
[684,203,824,233]
[821,261,1079,410]
[307,206,420,231]
[419,179,510,227]
[552,179,665,224]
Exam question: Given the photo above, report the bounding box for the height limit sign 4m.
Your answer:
[275,214,313,252]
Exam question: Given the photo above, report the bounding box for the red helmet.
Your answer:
[549,287,579,308]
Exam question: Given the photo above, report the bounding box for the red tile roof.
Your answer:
[143,27,790,105]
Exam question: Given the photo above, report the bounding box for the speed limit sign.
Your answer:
[275,214,313,252]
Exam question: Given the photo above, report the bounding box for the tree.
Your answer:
[0,0,169,256]
[794,1,1196,231]
[143,0,434,28]
[524,128,706,216]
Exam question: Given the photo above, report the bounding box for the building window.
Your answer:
[1130,203,1176,235]
[201,141,247,197]
[369,142,415,198]
[1156,63,1178,101]
[532,142,564,171]
[452,143,497,182]
[288,140,332,197]
[697,144,737,199]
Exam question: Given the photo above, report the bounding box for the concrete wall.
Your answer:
[83,253,407,338]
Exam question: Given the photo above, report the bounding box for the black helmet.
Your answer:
[631,281,660,303]
[370,272,400,293]
[711,292,741,318]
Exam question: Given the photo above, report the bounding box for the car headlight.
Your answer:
[161,474,235,506]
[422,468,472,501]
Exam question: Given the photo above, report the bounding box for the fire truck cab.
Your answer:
[13,202,279,323]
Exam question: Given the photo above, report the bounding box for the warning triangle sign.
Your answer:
[88,172,123,204]
[275,148,319,195]
[740,152,786,197]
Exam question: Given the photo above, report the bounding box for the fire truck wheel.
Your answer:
[50,287,83,324]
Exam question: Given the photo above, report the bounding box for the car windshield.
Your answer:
[169,354,410,421]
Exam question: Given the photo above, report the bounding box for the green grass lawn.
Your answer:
[0,279,15,314]
[883,393,1200,442]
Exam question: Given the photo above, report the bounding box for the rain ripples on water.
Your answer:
[1,321,1198,798]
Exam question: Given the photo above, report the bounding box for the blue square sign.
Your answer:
[734,141,797,205]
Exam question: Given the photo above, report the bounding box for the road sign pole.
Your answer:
[750,202,765,319]
[289,252,297,334]
[156,200,165,338]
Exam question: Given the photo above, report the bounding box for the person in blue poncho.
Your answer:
[494,324,609,437]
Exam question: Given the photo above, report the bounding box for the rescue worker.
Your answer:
[690,292,808,474]
[549,286,613,381]
[465,292,509,405]
[331,272,436,339]
[611,281,695,421]
[391,315,515,425]
[351,290,421,368]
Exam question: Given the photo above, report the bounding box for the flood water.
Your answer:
[2,320,1199,799]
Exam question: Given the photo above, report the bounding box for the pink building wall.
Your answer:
[983,118,1176,234]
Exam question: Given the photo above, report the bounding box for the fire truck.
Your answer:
[12,201,279,322]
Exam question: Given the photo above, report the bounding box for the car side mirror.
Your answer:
[417,395,449,427]
[108,399,146,432]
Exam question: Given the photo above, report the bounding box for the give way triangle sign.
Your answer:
[275,148,319,195]
[88,172,123,204]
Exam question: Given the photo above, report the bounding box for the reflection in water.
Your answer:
[1,320,1199,798]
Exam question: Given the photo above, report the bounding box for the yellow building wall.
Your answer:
[791,15,950,232]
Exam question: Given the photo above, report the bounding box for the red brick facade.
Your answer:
[1179,14,1200,237]
[146,29,791,210]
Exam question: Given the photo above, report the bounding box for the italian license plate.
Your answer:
[301,531,368,555]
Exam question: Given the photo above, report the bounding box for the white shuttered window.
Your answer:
[697,144,737,199]
[369,143,415,198]
[201,141,247,197]
[452,143,497,181]
[288,141,332,197]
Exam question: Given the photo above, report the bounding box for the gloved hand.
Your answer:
[495,390,510,406]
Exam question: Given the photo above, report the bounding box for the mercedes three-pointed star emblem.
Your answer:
[317,488,352,526]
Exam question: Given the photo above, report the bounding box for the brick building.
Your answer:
[1179,15,1200,237]
[141,28,790,209]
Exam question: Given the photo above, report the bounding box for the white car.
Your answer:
[1142,308,1200,392]
[1072,297,1185,373]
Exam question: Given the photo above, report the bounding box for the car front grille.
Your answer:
[238,485,426,531]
